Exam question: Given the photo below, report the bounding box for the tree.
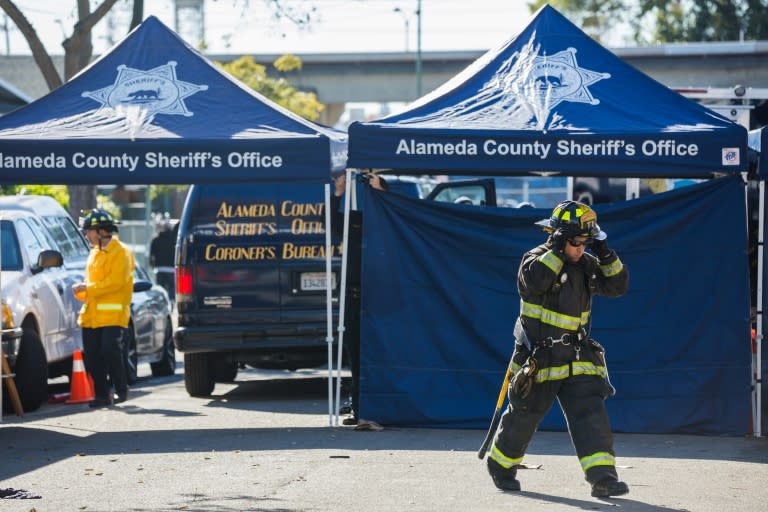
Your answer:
[634,0,768,43]
[530,0,768,44]
[0,0,129,219]
[216,54,325,121]
[528,0,627,42]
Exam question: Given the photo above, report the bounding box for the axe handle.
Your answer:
[477,358,513,459]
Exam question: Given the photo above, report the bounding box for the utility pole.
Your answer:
[416,0,422,97]
[2,15,9,56]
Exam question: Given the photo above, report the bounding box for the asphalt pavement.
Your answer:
[1,364,767,512]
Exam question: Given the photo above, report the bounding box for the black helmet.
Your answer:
[534,200,606,240]
[80,208,119,232]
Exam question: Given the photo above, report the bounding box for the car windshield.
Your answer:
[1,220,23,271]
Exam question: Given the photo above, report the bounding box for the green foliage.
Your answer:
[0,185,69,209]
[95,194,120,219]
[215,55,324,121]
[528,0,627,42]
[529,0,768,43]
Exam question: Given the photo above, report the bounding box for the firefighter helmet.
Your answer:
[534,200,606,240]
[80,208,119,232]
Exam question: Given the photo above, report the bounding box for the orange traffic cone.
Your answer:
[66,349,95,404]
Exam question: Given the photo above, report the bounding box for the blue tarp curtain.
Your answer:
[358,174,751,435]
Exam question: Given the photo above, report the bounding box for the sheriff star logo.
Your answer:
[511,47,610,111]
[82,61,208,118]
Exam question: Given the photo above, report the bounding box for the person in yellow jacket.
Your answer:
[73,208,134,408]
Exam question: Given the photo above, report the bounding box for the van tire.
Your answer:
[212,356,238,383]
[184,352,215,397]
[12,330,48,412]
[150,322,176,377]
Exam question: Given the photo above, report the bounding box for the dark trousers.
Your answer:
[343,288,361,420]
[492,346,618,484]
[82,326,127,401]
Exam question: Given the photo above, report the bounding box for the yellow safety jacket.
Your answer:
[78,236,134,329]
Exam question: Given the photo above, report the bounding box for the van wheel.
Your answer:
[151,322,176,377]
[184,352,215,397]
[8,330,48,413]
[212,356,238,383]
[125,324,138,385]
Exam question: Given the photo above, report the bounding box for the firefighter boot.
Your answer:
[487,458,521,492]
[591,478,629,498]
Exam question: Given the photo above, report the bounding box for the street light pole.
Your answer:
[416,0,422,97]
[393,7,410,53]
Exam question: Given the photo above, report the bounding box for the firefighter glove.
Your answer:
[511,358,538,399]
[591,238,612,260]
[550,229,566,257]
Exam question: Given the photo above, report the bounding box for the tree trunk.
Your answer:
[130,0,144,30]
[68,186,98,222]
[63,0,122,217]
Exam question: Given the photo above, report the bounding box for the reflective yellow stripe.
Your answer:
[580,452,616,472]
[520,300,589,331]
[600,257,624,277]
[534,363,607,383]
[490,444,523,469]
[96,304,123,311]
[537,250,563,274]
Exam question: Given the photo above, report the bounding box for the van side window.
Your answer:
[27,216,58,252]
[15,218,49,266]
[41,215,89,260]
[0,221,22,271]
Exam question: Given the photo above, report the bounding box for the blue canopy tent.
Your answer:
[348,6,746,177]
[0,16,347,184]
[0,16,346,422]
[344,5,752,435]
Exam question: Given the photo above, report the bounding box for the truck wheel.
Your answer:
[125,324,139,385]
[212,356,238,383]
[151,322,176,377]
[11,330,48,412]
[184,352,214,397]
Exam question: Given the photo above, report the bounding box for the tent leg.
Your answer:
[334,168,354,426]
[324,184,334,427]
[756,180,764,437]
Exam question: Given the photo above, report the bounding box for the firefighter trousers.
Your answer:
[490,349,618,485]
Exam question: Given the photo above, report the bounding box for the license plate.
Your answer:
[300,272,336,291]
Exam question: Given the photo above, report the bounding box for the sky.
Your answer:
[5,0,540,57]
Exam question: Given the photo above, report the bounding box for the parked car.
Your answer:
[0,194,175,412]
[125,263,175,384]
[0,195,88,411]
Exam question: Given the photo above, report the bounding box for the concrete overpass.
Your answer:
[1,40,767,126]
[221,41,768,125]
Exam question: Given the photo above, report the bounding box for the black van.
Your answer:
[173,182,340,397]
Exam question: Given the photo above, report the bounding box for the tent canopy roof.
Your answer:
[0,16,346,184]
[348,5,747,178]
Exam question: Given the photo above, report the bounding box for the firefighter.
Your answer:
[486,200,629,498]
[73,209,134,408]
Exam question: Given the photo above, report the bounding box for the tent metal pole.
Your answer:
[324,184,334,426]
[756,180,764,437]
[334,169,354,426]
[1,216,4,421]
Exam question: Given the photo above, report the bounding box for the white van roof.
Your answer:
[0,195,72,218]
